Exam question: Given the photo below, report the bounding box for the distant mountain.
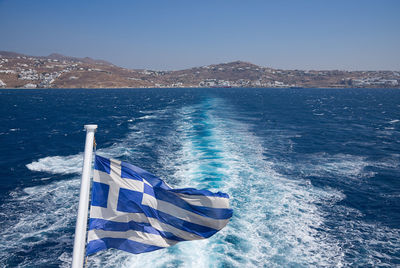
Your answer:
[0,51,399,89]
[46,53,114,66]
[0,51,114,66]
[0,51,28,58]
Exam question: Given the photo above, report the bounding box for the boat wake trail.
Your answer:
[110,98,346,267]
[5,96,398,267]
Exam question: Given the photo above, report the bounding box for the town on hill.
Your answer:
[0,51,399,89]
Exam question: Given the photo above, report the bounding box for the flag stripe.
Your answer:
[174,193,230,209]
[90,206,210,240]
[141,194,230,229]
[138,202,223,238]
[89,218,185,242]
[152,188,233,219]
[87,238,163,255]
[170,188,230,198]
[88,229,178,248]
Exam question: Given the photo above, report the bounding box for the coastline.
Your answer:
[1,52,399,90]
[1,87,400,90]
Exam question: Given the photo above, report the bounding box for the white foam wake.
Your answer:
[0,177,80,267]
[19,98,399,267]
[93,98,346,267]
[26,154,84,174]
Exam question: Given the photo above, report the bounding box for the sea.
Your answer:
[0,88,399,267]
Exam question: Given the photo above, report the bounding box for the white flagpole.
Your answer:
[72,124,97,268]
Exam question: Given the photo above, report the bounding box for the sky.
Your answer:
[0,0,399,71]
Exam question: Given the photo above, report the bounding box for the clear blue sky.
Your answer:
[1,0,399,70]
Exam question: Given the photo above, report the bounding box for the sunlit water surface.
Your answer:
[0,88,399,267]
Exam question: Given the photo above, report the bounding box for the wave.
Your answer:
[11,108,172,267]
[0,177,80,267]
[18,97,400,267]
[26,154,84,174]
[24,109,168,176]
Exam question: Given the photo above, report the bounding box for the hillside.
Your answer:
[0,51,399,88]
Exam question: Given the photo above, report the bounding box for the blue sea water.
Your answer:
[0,88,399,267]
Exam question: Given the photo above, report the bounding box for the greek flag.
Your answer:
[86,155,233,255]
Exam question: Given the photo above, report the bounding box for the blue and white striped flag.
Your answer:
[87,155,233,255]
